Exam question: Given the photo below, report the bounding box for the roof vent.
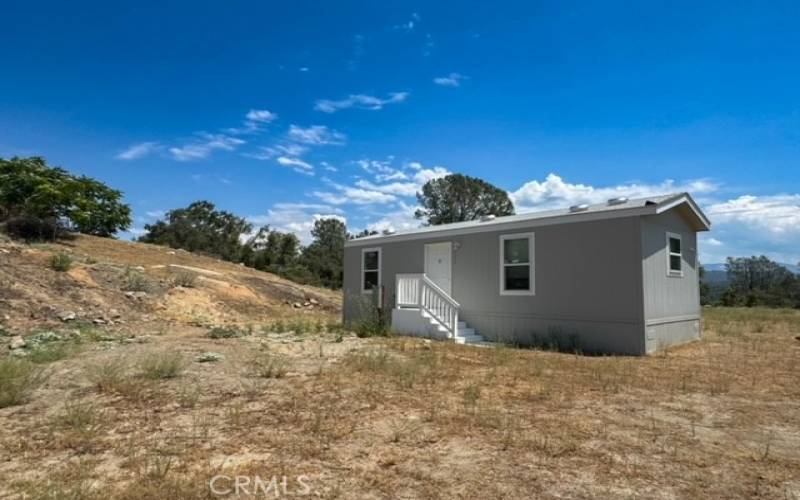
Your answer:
[607,196,628,206]
[480,214,496,222]
[382,228,396,235]
[569,204,589,213]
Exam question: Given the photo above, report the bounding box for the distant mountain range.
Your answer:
[703,262,800,274]
[702,262,800,284]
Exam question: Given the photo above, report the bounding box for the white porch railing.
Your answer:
[396,273,459,338]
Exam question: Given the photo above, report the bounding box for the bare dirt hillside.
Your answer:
[0,233,341,334]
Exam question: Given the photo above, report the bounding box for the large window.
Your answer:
[500,233,535,295]
[666,232,682,276]
[361,247,381,292]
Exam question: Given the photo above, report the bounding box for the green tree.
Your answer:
[349,228,379,239]
[699,264,712,305]
[243,226,300,271]
[415,173,514,225]
[302,218,347,288]
[723,256,798,307]
[140,201,251,262]
[0,156,131,239]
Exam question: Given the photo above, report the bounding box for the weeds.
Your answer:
[84,358,132,394]
[208,325,249,339]
[176,383,200,408]
[248,351,288,379]
[0,357,47,408]
[27,342,77,364]
[463,383,481,412]
[140,352,184,380]
[121,266,149,292]
[169,270,197,288]
[53,400,106,444]
[49,252,73,272]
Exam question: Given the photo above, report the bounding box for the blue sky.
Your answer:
[1,1,799,263]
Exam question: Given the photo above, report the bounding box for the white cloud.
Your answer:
[392,12,420,32]
[355,201,422,235]
[248,204,345,245]
[355,179,418,197]
[245,109,277,123]
[288,125,346,145]
[357,158,396,175]
[706,194,800,236]
[246,143,309,161]
[703,237,724,247]
[412,166,450,185]
[314,92,409,113]
[314,160,450,207]
[511,173,717,212]
[116,142,160,160]
[169,134,245,161]
[424,33,434,56]
[313,184,397,205]
[276,156,314,175]
[377,171,408,181]
[433,73,467,87]
[145,210,166,219]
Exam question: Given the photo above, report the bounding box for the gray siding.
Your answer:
[640,209,702,352]
[345,216,647,355]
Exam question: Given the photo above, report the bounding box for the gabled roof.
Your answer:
[345,192,711,247]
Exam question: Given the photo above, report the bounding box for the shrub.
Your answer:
[84,358,127,393]
[49,252,73,272]
[27,342,76,364]
[351,296,390,338]
[121,267,149,292]
[270,319,286,334]
[4,215,61,241]
[53,400,104,434]
[169,271,197,288]
[140,352,184,380]
[208,325,249,339]
[248,351,288,379]
[0,357,47,408]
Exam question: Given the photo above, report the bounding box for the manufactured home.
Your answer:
[343,192,711,355]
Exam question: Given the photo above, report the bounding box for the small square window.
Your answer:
[363,251,379,270]
[504,265,530,290]
[363,271,379,290]
[503,238,529,264]
[669,255,682,273]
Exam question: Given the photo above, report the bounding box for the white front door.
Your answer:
[424,242,452,296]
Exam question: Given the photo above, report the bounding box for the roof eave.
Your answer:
[344,205,654,247]
[654,193,712,231]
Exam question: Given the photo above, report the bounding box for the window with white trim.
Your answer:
[361,247,381,292]
[666,232,682,276]
[500,233,535,295]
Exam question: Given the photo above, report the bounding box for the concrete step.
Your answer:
[467,340,501,348]
[457,327,475,336]
[453,335,485,344]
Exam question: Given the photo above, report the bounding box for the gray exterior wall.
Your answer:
[640,208,702,353]
[344,215,649,355]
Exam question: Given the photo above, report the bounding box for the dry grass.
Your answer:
[0,307,798,499]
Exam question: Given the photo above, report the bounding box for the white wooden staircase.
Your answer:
[393,274,491,345]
